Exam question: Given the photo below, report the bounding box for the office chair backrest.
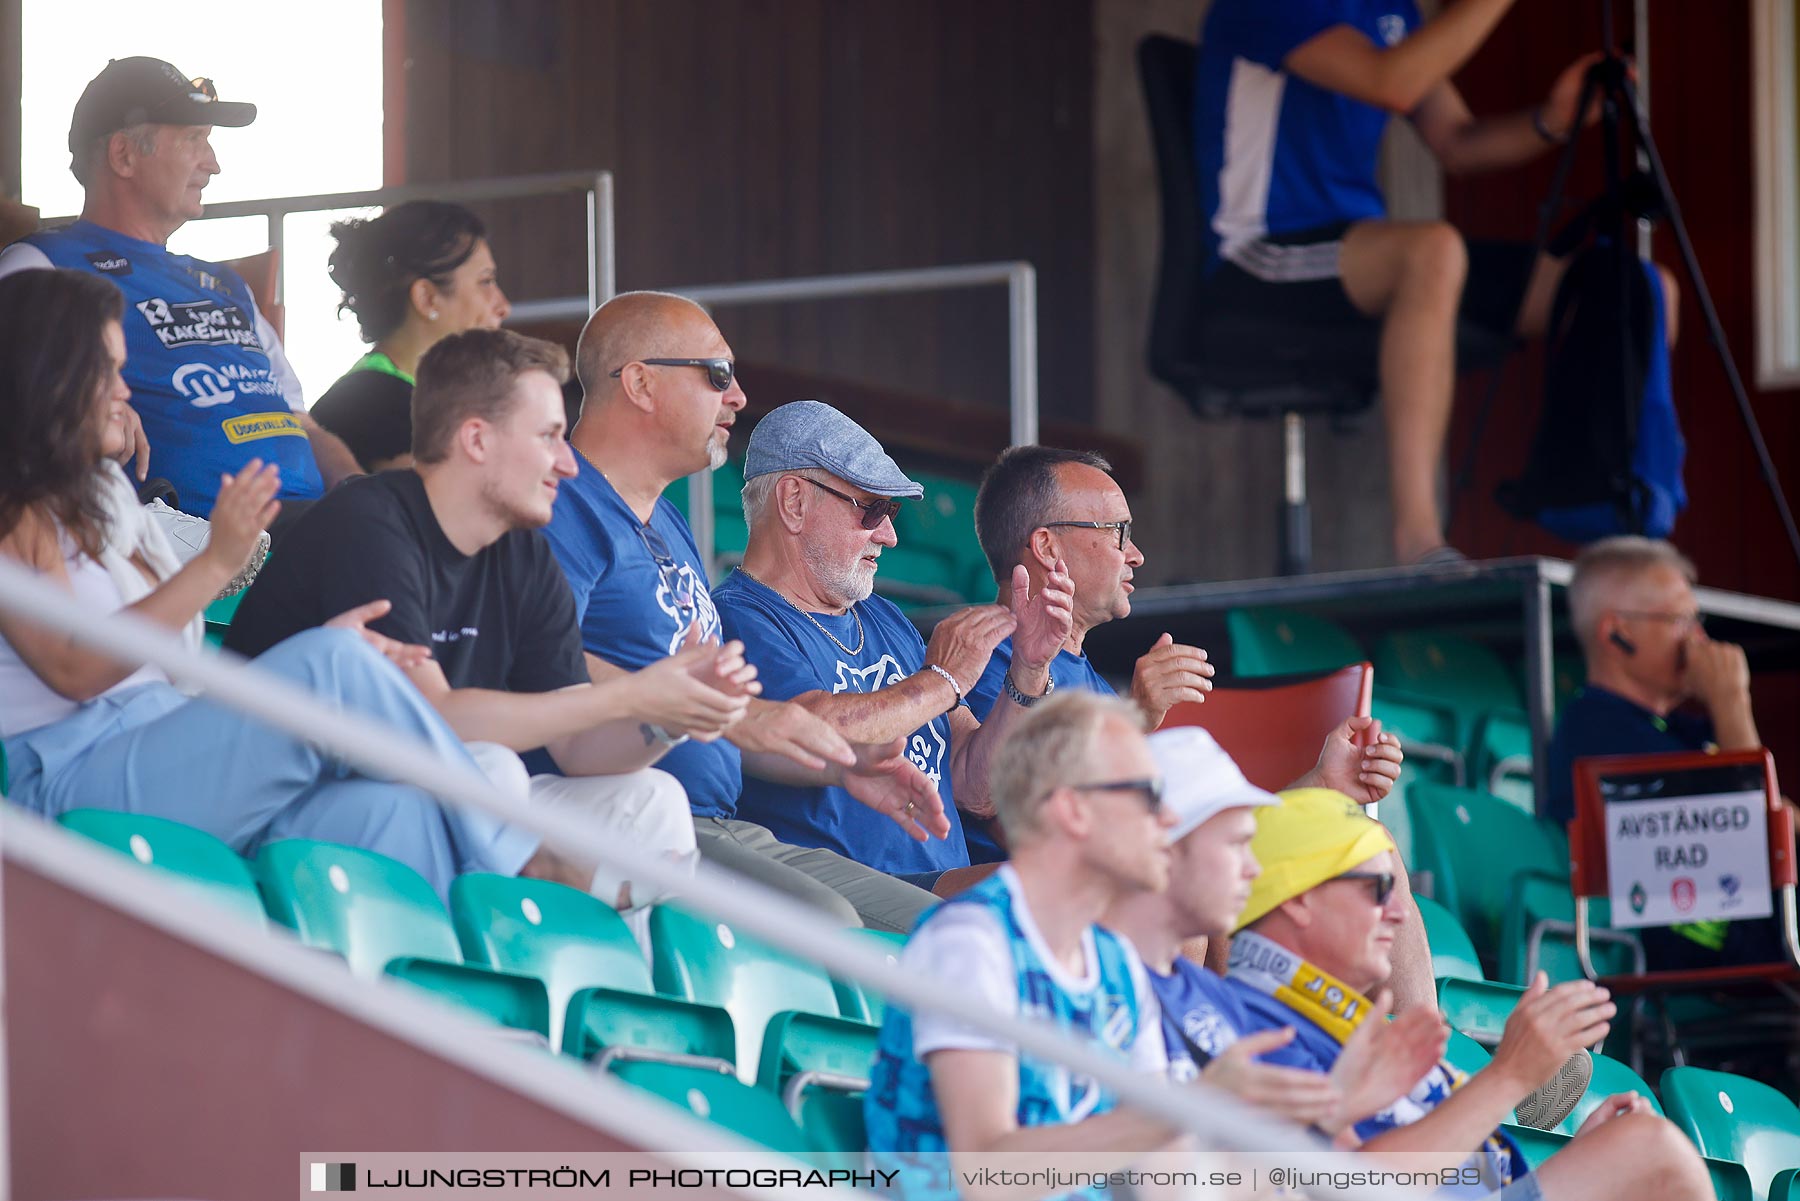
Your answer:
[1137,33,1205,399]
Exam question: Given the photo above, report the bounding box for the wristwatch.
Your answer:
[1002,669,1055,708]
[641,723,690,749]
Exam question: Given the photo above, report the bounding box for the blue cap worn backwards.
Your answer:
[743,400,924,499]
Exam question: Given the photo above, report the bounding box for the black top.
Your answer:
[225,470,586,695]
[1544,684,1714,825]
[310,368,416,471]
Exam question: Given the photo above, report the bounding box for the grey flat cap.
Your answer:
[743,400,924,499]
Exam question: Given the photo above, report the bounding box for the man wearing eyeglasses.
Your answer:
[1550,535,1784,970]
[226,329,752,943]
[545,294,963,933]
[0,56,359,527]
[1223,788,1712,1201]
[866,691,1180,1200]
[713,401,1076,929]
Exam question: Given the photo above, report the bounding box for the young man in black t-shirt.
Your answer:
[229,329,760,932]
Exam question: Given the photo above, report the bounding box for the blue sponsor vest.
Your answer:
[24,220,323,516]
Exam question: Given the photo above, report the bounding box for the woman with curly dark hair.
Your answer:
[0,267,537,897]
[311,201,511,471]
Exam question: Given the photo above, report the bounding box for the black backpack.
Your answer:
[1496,237,1686,542]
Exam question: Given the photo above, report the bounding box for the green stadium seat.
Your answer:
[831,928,906,1024]
[1476,709,1535,812]
[608,1060,813,1155]
[1224,606,1363,677]
[1436,977,1525,1048]
[894,470,987,604]
[1496,873,1642,988]
[1417,894,1484,983]
[256,840,549,1038]
[449,873,735,1064]
[651,904,856,1083]
[1559,1052,1661,1135]
[57,810,265,927]
[1406,782,1568,965]
[1443,1028,1492,1077]
[1370,687,1466,871]
[795,1089,869,1168]
[202,589,246,648]
[1374,631,1533,800]
[1660,1066,1800,1201]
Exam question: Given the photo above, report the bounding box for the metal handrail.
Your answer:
[44,168,617,320]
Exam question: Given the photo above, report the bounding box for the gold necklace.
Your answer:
[737,567,865,656]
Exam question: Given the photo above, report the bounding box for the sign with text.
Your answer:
[1605,784,1772,928]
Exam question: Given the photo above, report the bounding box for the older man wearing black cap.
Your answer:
[713,400,1075,924]
[0,56,358,526]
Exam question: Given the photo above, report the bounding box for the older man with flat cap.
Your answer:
[0,56,357,527]
[713,401,1074,926]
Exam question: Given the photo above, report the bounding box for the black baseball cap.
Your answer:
[68,57,257,156]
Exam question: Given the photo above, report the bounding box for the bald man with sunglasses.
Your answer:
[545,295,991,933]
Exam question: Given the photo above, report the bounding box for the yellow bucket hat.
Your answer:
[1233,788,1397,932]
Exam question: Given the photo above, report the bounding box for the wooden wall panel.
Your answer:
[395,0,1095,427]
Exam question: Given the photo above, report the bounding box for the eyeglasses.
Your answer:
[1071,777,1165,815]
[635,522,698,628]
[190,76,218,99]
[1332,870,1397,907]
[803,478,903,530]
[1614,609,1706,632]
[1044,520,1133,552]
[608,357,735,392]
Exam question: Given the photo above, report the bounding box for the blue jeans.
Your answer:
[3,628,539,898]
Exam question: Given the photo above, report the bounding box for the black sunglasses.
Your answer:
[634,522,698,626]
[1044,519,1133,552]
[803,477,903,530]
[1333,870,1397,907]
[609,357,735,392]
[1072,777,1166,815]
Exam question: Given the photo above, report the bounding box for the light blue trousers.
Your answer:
[3,628,540,898]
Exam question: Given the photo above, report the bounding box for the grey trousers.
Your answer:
[693,816,937,934]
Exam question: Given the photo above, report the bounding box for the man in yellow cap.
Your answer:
[1222,789,1712,1201]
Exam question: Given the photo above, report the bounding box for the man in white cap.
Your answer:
[1106,728,1447,1135]
[1222,788,1711,1200]
[714,399,1075,929]
[0,56,358,526]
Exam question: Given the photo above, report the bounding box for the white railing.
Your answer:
[0,556,1411,1200]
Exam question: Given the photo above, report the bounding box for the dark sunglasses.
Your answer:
[803,477,903,530]
[1333,870,1397,907]
[1044,519,1133,552]
[190,76,218,99]
[634,522,698,624]
[608,357,735,392]
[1072,777,1165,815]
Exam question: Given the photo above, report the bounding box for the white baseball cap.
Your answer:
[1148,727,1279,843]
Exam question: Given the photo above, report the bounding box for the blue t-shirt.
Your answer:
[538,455,743,818]
[1544,686,1713,825]
[1194,0,1420,270]
[1225,974,1527,1195]
[16,220,323,516]
[1148,959,1252,1083]
[963,638,1119,862]
[714,569,970,874]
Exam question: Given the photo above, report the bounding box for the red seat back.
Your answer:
[1159,662,1373,792]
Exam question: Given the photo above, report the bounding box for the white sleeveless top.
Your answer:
[0,463,202,738]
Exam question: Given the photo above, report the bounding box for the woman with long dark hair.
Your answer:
[311,201,511,471]
[0,267,539,896]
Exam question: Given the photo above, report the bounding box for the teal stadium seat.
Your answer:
[608,1060,813,1155]
[650,904,875,1086]
[1416,893,1484,983]
[257,840,549,1039]
[1660,1067,1800,1201]
[1374,630,1535,809]
[1406,782,1568,967]
[1224,606,1362,677]
[449,873,735,1065]
[57,810,266,927]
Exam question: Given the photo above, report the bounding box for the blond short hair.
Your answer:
[990,690,1146,846]
[1568,536,1697,648]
